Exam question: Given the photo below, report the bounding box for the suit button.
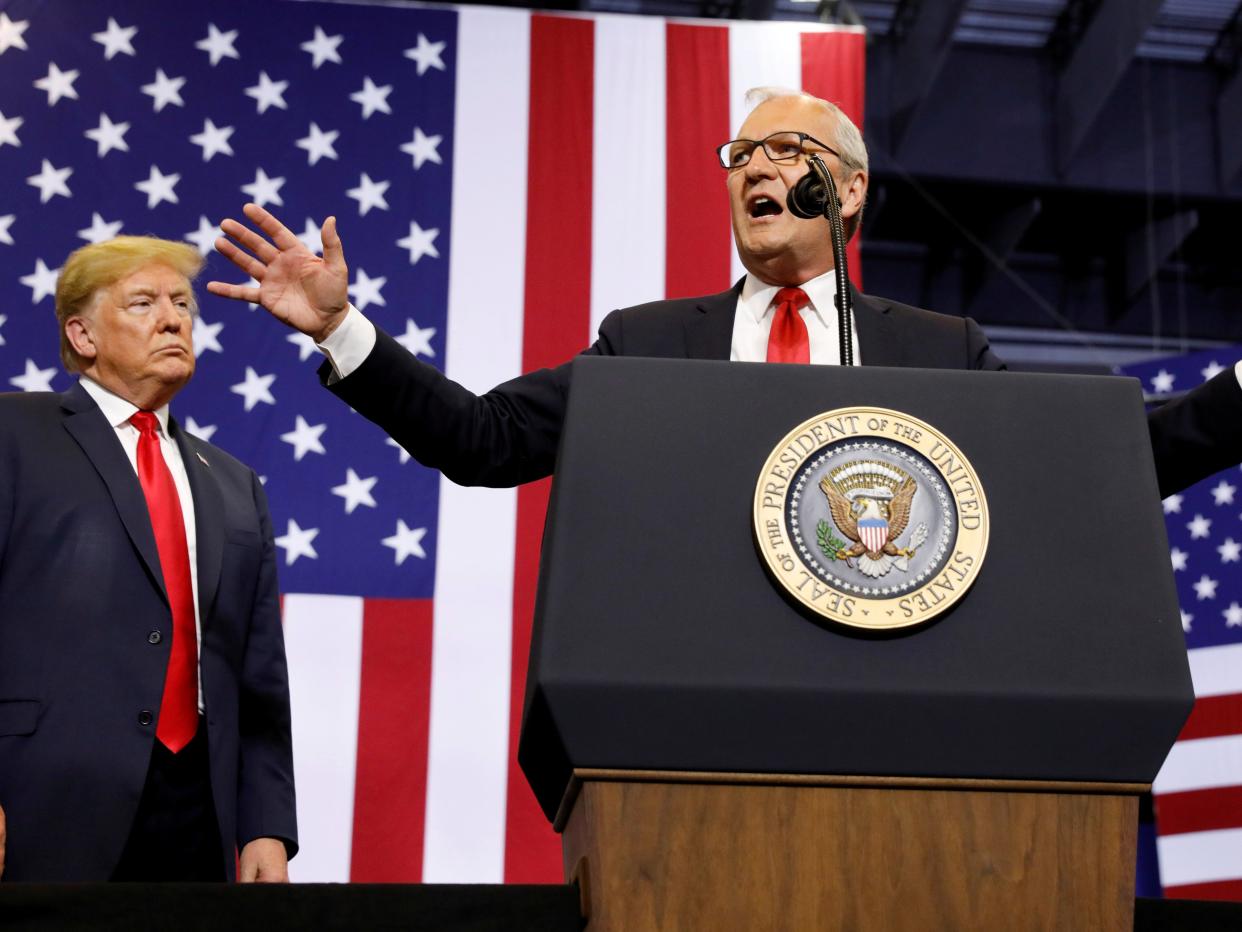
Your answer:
[148,630,162,645]
[138,710,153,726]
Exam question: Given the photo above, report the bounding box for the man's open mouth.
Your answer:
[749,196,783,218]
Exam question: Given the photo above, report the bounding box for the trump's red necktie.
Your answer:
[131,411,198,753]
[766,287,811,364]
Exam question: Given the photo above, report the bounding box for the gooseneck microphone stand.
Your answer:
[785,155,854,366]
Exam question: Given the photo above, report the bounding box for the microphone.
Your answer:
[784,157,856,366]
[786,170,828,219]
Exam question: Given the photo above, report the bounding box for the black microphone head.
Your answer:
[786,171,827,219]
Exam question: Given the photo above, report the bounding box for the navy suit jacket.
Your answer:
[0,382,297,881]
[324,285,1242,497]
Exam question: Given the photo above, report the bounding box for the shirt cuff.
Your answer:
[317,304,376,383]
[1234,359,1242,390]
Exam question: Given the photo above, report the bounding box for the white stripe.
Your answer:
[727,22,803,285]
[1188,642,1242,698]
[423,5,530,883]
[1157,827,1242,887]
[591,15,666,329]
[1153,732,1242,795]
[283,593,364,882]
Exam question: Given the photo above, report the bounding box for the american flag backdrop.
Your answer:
[1123,350,1242,900]
[0,0,865,882]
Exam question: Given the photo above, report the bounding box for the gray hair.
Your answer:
[743,86,868,238]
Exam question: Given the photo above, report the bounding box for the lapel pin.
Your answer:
[197,451,210,467]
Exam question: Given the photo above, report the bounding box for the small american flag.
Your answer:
[0,0,864,883]
[1122,349,1242,900]
[859,517,887,554]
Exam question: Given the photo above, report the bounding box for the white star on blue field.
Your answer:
[0,0,457,598]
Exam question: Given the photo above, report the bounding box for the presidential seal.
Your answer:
[753,407,989,630]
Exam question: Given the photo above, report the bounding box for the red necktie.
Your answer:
[131,411,198,754]
[766,287,811,364]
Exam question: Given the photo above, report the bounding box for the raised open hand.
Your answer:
[207,203,350,343]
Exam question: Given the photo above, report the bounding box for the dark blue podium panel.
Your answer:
[518,357,1192,820]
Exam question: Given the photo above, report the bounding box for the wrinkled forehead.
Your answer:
[737,96,835,143]
[110,262,193,297]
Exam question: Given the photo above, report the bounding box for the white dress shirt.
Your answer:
[319,305,376,382]
[730,270,861,365]
[79,376,204,710]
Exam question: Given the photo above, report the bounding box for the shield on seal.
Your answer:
[858,517,888,554]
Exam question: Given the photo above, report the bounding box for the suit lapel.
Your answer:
[851,289,902,368]
[684,284,742,361]
[173,419,224,625]
[60,383,168,602]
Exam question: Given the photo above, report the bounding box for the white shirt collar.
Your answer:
[739,268,840,327]
[79,376,172,435]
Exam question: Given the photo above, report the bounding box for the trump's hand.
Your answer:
[238,837,289,883]
[207,204,350,344]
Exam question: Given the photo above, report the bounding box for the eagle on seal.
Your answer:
[820,474,918,563]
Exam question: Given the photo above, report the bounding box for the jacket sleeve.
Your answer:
[1147,368,1242,498]
[965,317,1007,372]
[963,316,1242,496]
[321,320,622,488]
[234,471,298,857]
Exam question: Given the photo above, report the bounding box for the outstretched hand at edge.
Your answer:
[206,203,351,344]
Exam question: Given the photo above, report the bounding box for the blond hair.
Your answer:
[743,86,869,238]
[55,236,205,372]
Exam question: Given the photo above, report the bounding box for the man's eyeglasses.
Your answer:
[715,131,839,169]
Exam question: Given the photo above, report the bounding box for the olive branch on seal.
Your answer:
[817,520,846,560]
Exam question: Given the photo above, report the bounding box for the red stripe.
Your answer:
[349,598,433,881]
[800,31,866,289]
[665,23,732,299]
[1155,785,1242,836]
[505,12,596,884]
[1178,693,1242,741]
[800,32,864,129]
[1162,878,1242,901]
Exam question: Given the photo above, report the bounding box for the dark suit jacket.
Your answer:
[325,285,1242,497]
[0,383,297,881]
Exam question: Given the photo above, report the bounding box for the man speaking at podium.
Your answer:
[0,237,296,882]
[208,88,1242,497]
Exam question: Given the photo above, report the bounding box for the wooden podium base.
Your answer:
[558,770,1143,932]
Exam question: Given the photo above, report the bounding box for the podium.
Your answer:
[518,357,1193,931]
